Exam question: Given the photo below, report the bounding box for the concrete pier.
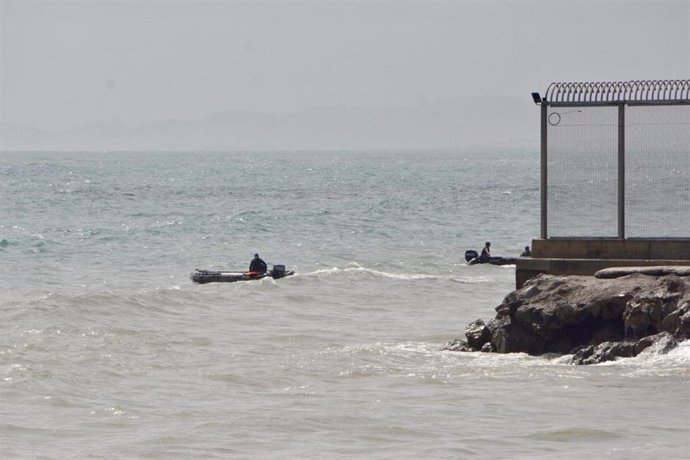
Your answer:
[515,239,690,288]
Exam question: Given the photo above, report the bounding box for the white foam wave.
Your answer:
[337,341,440,357]
[451,276,494,284]
[551,339,690,374]
[621,339,690,372]
[303,265,492,283]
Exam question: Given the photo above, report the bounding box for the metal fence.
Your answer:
[536,80,690,239]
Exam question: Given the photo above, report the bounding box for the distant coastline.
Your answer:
[0,96,536,152]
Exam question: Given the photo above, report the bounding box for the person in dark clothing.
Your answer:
[480,242,491,261]
[521,246,532,257]
[249,253,267,273]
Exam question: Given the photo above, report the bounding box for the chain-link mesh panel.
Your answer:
[546,106,618,237]
[626,105,690,237]
[542,80,690,239]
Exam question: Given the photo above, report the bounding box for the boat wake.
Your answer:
[302,265,493,284]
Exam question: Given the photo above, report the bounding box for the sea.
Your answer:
[1,150,688,459]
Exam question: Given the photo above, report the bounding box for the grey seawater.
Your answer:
[1,151,688,458]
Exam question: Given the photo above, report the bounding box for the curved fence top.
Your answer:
[545,80,690,103]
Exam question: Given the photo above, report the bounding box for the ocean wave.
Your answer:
[314,341,457,381]
[308,339,589,385]
[335,341,441,357]
[301,265,493,284]
[526,428,620,442]
[545,340,690,375]
[614,340,690,375]
[3,285,201,322]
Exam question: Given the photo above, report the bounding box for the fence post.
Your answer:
[541,102,548,239]
[618,103,625,239]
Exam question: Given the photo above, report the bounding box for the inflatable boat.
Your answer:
[464,250,517,266]
[191,265,294,284]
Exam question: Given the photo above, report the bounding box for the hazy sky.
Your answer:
[1,0,688,131]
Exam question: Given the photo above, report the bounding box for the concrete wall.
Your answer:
[532,239,690,260]
[516,239,690,288]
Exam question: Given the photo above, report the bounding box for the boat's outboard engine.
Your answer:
[272,265,286,279]
[464,250,478,263]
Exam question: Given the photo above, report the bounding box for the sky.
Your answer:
[1,0,688,132]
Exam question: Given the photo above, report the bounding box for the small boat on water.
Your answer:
[191,264,294,284]
[464,250,517,266]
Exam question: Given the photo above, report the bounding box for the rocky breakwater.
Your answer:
[444,270,690,364]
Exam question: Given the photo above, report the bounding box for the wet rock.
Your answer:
[465,319,492,349]
[480,342,495,353]
[441,339,474,352]
[448,272,690,364]
[570,341,636,365]
[661,300,690,338]
[633,332,678,355]
[489,315,546,355]
[568,332,678,365]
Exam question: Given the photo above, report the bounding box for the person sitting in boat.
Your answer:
[521,246,532,257]
[249,253,267,273]
[480,242,491,261]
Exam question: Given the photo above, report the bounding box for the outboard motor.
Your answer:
[272,264,286,278]
[464,250,479,263]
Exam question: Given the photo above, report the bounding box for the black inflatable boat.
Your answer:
[191,265,294,284]
[464,250,517,266]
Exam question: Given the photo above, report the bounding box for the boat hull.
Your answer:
[467,256,517,266]
[191,267,294,284]
[465,249,516,266]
